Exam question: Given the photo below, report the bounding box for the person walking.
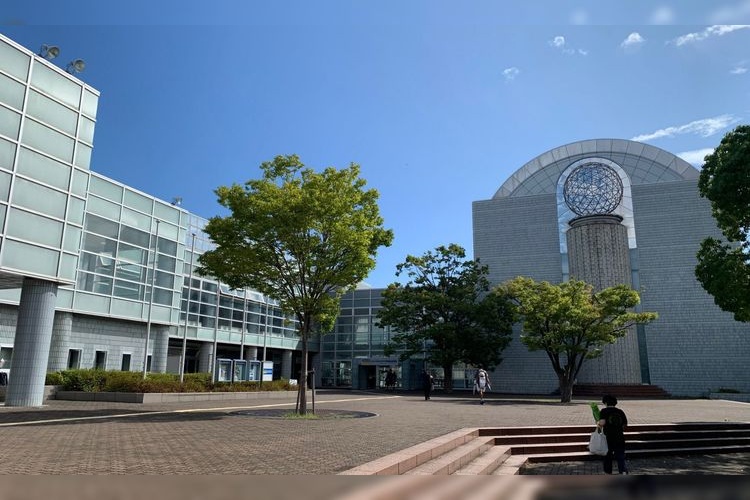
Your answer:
[422,369,434,400]
[598,394,628,474]
[474,367,491,405]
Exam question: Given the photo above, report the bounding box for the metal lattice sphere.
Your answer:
[563,163,623,216]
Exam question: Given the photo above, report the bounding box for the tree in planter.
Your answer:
[500,277,657,403]
[198,155,392,414]
[377,244,515,391]
[695,124,750,322]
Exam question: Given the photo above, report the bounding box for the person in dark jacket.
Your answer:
[422,369,434,400]
[598,394,628,474]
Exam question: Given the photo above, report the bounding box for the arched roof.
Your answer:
[493,138,698,199]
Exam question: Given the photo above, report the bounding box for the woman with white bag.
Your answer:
[597,394,629,474]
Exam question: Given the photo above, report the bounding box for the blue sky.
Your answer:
[2,1,749,288]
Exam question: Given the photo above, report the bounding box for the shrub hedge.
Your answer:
[44,369,294,393]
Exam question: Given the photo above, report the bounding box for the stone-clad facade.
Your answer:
[473,139,750,397]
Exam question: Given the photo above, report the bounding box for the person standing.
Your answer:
[384,368,395,391]
[422,369,434,400]
[598,394,628,474]
[475,367,491,404]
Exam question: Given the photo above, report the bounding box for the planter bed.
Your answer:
[54,389,307,404]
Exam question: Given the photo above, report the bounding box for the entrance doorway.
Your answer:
[360,365,377,389]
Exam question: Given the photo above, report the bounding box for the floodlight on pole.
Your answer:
[66,59,86,74]
[38,44,60,60]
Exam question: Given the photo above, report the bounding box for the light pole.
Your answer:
[179,233,196,383]
[260,298,269,387]
[211,280,220,377]
[142,219,160,379]
[240,288,247,360]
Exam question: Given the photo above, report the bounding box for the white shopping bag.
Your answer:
[588,427,608,456]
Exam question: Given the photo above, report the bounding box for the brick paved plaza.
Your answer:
[1,390,749,475]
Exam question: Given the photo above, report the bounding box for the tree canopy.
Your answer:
[500,277,657,403]
[197,154,393,413]
[696,124,750,322]
[376,244,515,391]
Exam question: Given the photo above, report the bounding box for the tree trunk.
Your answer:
[558,374,574,403]
[442,363,453,392]
[298,333,308,415]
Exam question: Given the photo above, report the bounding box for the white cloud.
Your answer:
[549,36,566,48]
[677,148,715,167]
[671,25,750,46]
[631,115,739,142]
[548,35,587,55]
[730,64,748,74]
[503,67,520,81]
[650,6,675,24]
[621,32,645,48]
[709,0,750,23]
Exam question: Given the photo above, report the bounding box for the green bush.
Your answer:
[60,369,107,392]
[53,369,294,393]
[45,371,64,386]
[102,371,144,392]
[182,372,211,392]
[141,373,181,393]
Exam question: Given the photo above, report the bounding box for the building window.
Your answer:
[94,350,107,370]
[146,355,152,372]
[0,346,13,369]
[121,353,131,371]
[67,349,81,369]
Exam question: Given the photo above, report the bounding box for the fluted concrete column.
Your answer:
[244,346,258,360]
[151,326,169,373]
[567,215,641,384]
[48,312,73,372]
[5,278,58,407]
[198,342,213,374]
[281,350,293,380]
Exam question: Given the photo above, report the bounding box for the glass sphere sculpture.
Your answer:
[563,163,623,216]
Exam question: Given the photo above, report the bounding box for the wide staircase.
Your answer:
[573,384,671,398]
[339,422,750,475]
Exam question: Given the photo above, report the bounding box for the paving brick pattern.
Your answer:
[1,391,749,475]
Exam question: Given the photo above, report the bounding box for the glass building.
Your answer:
[5,33,744,405]
[0,34,308,406]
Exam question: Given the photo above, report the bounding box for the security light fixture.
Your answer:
[66,59,86,74]
[38,44,60,60]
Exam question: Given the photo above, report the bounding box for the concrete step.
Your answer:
[525,444,750,463]
[493,429,750,447]
[453,445,512,475]
[479,422,750,437]
[339,422,750,476]
[404,436,495,475]
[573,384,670,398]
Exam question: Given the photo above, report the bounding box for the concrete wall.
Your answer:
[633,180,750,396]
[472,192,562,394]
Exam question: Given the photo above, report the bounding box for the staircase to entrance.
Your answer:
[339,422,750,476]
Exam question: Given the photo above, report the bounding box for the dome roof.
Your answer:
[494,139,698,199]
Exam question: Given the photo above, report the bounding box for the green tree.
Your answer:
[376,244,515,391]
[500,277,657,403]
[198,155,393,413]
[696,124,750,322]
